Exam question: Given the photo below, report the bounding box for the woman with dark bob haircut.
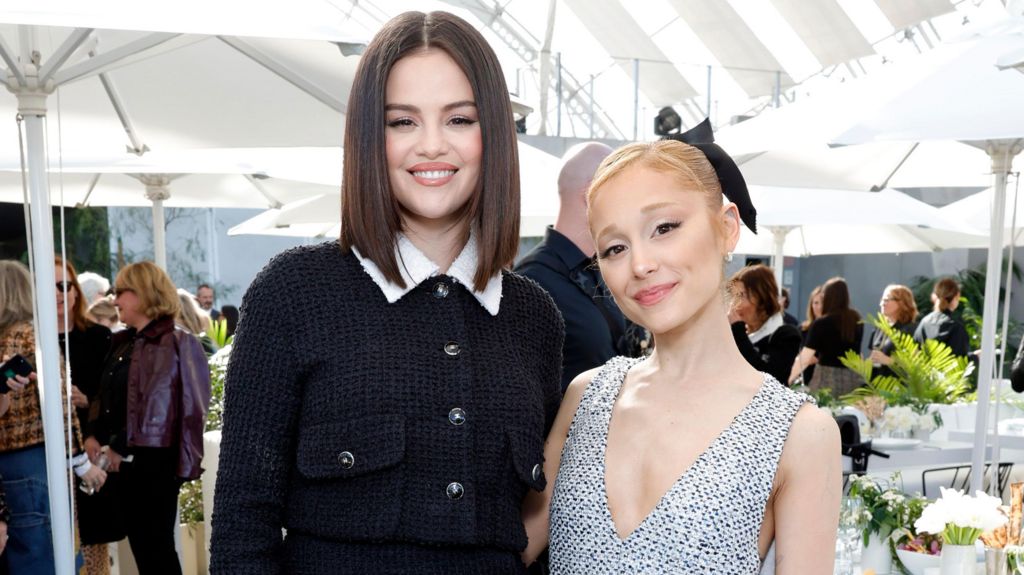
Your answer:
[727,264,802,384]
[210,11,563,574]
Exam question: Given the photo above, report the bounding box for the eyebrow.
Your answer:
[640,201,676,214]
[594,201,680,239]
[384,100,477,113]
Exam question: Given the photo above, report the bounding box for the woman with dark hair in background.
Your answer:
[789,277,863,395]
[727,264,802,384]
[914,277,970,358]
[868,284,919,378]
[55,256,115,574]
[210,11,562,574]
[85,261,210,574]
[218,305,239,339]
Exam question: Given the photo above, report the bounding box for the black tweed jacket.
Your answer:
[210,242,564,574]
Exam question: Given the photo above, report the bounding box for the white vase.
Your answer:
[913,427,932,441]
[862,533,893,574]
[941,544,976,575]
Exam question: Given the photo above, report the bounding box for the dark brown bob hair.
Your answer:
[340,11,520,292]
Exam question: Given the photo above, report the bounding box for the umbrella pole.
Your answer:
[970,141,1022,493]
[770,227,792,294]
[140,174,172,270]
[989,176,1021,493]
[152,199,167,270]
[21,111,77,574]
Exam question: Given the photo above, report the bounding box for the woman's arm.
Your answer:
[788,347,817,384]
[772,404,841,575]
[209,259,303,574]
[175,331,212,481]
[522,369,593,566]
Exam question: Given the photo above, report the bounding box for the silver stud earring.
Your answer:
[724,252,734,263]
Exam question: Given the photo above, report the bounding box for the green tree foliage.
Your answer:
[52,206,111,277]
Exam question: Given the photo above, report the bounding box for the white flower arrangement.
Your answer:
[916,411,938,432]
[883,405,917,433]
[913,487,1008,545]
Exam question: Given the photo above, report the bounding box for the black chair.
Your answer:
[836,414,889,475]
[921,462,1014,498]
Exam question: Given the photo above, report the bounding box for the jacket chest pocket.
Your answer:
[296,414,406,480]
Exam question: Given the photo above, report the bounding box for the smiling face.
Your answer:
[590,164,739,336]
[384,48,482,236]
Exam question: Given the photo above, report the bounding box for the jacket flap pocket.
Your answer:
[296,415,405,480]
[506,427,546,491]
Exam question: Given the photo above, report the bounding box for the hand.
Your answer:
[80,465,107,493]
[84,436,102,463]
[4,372,33,393]
[106,448,124,473]
[0,520,7,555]
[869,350,892,366]
[727,304,743,325]
[70,385,89,409]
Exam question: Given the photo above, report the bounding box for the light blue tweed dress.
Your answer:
[548,356,811,574]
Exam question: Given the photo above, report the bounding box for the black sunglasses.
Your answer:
[114,287,134,297]
[56,281,73,292]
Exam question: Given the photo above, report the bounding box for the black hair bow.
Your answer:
[661,118,757,233]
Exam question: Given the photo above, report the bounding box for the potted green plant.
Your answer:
[848,474,932,575]
[841,313,973,434]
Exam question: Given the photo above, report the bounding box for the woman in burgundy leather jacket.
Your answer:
[85,261,210,574]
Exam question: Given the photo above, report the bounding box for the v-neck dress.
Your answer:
[548,356,811,574]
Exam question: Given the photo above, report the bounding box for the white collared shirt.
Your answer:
[747,312,785,345]
[352,233,503,316]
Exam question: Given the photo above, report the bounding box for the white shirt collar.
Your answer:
[352,232,503,316]
[748,312,785,344]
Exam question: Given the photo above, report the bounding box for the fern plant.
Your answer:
[840,313,973,410]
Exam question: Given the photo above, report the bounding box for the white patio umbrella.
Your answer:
[228,193,341,239]
[720,15,1024,493]
[735,186,988,289]
[228,141,564,239]
[0,147,340,208]
[0,8,363,571]
[733,140,1013,192]
[941,185,1024,244]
